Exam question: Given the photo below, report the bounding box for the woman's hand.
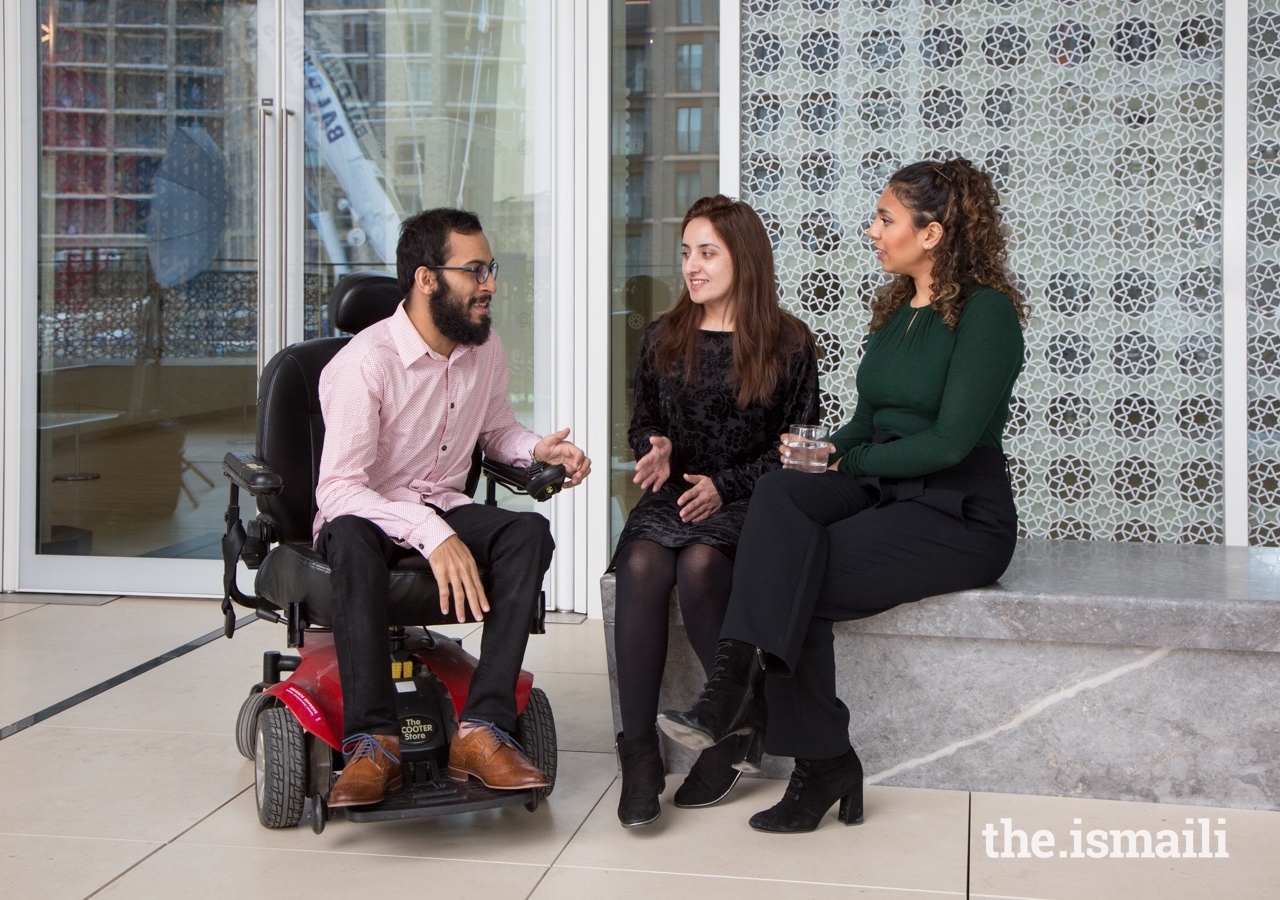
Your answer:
[633,435,673,492]
[678,474,722,523]
[777,435,837,469]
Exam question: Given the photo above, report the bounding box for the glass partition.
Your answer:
[608,0,719,552]
[36,0,258,559]
[301,0,551,516]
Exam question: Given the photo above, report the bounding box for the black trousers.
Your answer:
[720,462,1017,760]
[318,505,554,739]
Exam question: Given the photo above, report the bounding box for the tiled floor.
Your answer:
[1,594,1278,899]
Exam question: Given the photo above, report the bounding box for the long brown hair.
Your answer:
[869,158,1030,332]
[654,195,812,407]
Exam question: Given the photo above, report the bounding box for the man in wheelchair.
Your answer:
[315,208,589,808]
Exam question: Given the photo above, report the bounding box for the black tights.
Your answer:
[613,539,734,739]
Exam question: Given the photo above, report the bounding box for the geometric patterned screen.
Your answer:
[740,0,1231,543]
[1250,4,1280,546]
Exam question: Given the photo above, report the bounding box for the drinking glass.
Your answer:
[782,424,831,472]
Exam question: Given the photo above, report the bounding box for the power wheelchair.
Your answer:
[219,271,566,832]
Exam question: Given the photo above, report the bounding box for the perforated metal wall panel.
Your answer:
[740,0,1240,542]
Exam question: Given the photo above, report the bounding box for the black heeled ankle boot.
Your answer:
[616,729,666,827]
[731,697,767,774]
[673,735,746,808]
[657,639,765,752]
[748,747,864,833]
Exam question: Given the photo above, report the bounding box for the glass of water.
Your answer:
[782,424,832,472]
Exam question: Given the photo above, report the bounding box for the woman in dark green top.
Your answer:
[658,158,1030,833]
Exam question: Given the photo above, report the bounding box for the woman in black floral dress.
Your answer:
[613,195,819,827]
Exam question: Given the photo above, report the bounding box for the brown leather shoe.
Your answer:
[328,733,403,808]
[448,723,550,791]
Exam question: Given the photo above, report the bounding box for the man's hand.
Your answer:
[633,435,673,492]
[429,535,489,623]
[678,474,722,523]
[534,427,591,487]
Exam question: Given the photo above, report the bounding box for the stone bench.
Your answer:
[601,539,1280,811]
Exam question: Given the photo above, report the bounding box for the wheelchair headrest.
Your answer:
[329,271,405,334]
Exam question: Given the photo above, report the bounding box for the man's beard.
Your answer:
[429,280,491,346]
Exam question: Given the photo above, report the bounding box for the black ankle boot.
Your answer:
[731,699,767,775]
[748,747,864,833]
[616,729,666,827]
[673,735,746,808]
[657,639,765,752]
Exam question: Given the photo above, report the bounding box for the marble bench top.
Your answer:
[601,540,1280,654]
[848,540,1280,653]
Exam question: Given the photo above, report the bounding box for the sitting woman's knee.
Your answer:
[755,467,801,497]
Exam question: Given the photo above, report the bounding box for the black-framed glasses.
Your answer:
[425,262,499,285]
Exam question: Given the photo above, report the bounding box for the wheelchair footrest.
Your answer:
[342,778,536,822]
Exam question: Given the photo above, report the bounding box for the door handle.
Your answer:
[257,104,275,373]
[279,109,294,348]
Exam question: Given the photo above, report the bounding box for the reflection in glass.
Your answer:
[301,0,551,518]
[37,0,258,558]
[677,43,703,92]
[609,1,719,550]
[676,106,703,153]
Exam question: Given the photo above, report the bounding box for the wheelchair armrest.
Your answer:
[481,457,566,502]
[223,451,284,497]
[481,457,529,492]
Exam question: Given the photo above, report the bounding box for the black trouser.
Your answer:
[318,505,554,739]
[720,462,1017,760]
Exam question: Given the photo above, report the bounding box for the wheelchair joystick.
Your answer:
[525,461,567,501]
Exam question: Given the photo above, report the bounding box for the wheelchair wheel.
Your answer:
[516,687,556,808]
[255,707,308,828]
[235,686,277,760]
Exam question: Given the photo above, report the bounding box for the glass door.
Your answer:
[21,0,268,593]
[295,0,573,608]
[297,0,550,412]
[608,0,720,553]
[18,0,573,603]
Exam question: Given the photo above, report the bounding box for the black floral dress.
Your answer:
[616,323,820,560]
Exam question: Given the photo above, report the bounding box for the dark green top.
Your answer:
[831,287,1025,479]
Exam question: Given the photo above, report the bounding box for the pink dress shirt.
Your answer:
[314,303,540,558]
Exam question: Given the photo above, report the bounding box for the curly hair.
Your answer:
[868,158,1030,332]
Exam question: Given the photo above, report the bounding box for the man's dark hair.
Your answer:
[396,208,484,295]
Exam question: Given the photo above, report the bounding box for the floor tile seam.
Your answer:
[966,791,973,898]
[548,864,967,896]
[0,606,47,620]
[866,647,1173,785]
[0,613,257,741]
[85,786,257,899]
[0,831,161,846]
[0,596,120,606]
[174,839,551,868]
[38,724,231,737]
[523,771,620,899]
[968,893,1055,900]
[559,746,619,754]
